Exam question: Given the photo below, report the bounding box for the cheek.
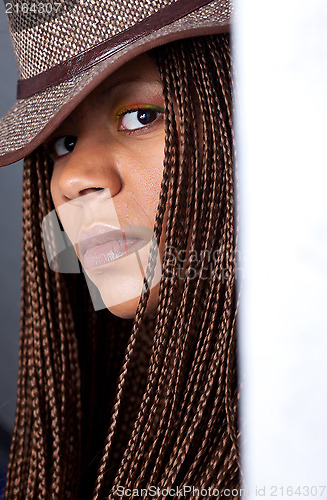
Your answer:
[49,163,63,209]
[50,177,57,208]
[127,136,165,223]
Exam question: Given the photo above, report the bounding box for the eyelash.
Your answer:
[116,104,165,134]
[46,136,77,161]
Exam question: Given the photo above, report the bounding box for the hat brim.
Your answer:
[0,1,231,167]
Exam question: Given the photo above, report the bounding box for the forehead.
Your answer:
[61,52,163,124]
[94,52,161,94]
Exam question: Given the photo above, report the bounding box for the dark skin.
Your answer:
[48,54,166,318]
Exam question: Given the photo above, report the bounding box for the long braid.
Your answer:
[92,56,180,498]
[6,151,83,499]
[131,42,202,484]
[106,47,185,495]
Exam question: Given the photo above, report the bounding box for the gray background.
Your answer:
[0,3,23,442]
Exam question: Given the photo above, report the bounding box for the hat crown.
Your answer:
[8,0,178,79]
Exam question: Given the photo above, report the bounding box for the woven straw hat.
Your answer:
[0,0,232,167]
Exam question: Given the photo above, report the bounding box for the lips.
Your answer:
[77,226,153,270]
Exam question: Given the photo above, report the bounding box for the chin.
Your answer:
[104,285,158,319]
[84,250,162,319]
[101,281,160,319]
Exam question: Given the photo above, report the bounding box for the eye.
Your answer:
[51,136,77,158]
[118,106,164,132]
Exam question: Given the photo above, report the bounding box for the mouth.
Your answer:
[77,225,153,270]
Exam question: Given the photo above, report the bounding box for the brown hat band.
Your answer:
[17,0,214,100]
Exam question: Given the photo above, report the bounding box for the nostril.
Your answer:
[80,187,105,196]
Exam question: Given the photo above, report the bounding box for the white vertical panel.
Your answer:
[234,0,327,497]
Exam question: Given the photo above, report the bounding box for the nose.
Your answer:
[51,135,123,203]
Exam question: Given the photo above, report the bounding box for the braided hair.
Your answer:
[5,34,240,499]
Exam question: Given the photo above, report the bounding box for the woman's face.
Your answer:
[49,54,165,318]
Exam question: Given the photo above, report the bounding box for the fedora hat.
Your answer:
[0,0,232,168]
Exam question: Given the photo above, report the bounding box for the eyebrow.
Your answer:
[59,76,163,125]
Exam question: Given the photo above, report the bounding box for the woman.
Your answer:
[0,0,239,498]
